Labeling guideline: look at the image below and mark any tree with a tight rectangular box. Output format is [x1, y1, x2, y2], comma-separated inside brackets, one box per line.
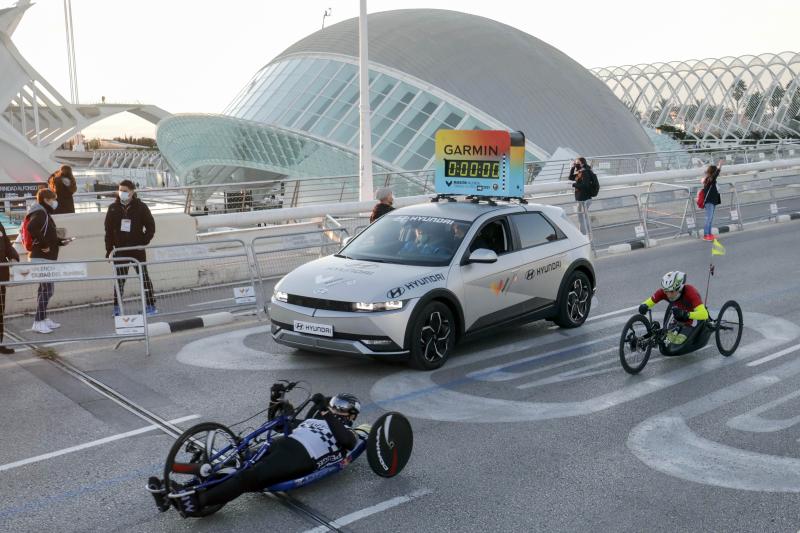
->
[744, 91, 763, 121]
[769, 85, 786, 115]
[731, 79, 747, 113]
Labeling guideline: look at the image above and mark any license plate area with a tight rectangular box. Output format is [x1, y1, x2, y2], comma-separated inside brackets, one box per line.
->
[293, 320, 334, 337]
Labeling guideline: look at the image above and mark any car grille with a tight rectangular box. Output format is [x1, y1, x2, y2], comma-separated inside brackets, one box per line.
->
[287, 294, 352, 312]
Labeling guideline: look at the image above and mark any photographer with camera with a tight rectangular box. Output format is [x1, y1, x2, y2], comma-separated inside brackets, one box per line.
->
[568, 156, 596, 235]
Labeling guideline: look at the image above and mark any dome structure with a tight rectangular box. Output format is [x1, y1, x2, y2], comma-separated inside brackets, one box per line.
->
[158, 9, 654, 196]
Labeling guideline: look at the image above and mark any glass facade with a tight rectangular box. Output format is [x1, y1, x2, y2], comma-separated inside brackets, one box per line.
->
[224, 57, 540, 170]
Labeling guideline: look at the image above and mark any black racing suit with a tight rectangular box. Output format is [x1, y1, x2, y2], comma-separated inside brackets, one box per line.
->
[198, 411, 357, 509]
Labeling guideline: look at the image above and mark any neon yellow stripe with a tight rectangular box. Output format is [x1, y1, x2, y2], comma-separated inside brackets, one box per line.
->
[689, 304, 709, 321]
[643, 298, 655, 308]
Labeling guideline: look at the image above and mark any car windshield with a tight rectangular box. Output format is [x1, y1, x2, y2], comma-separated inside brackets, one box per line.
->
[339, 215, 471, 266]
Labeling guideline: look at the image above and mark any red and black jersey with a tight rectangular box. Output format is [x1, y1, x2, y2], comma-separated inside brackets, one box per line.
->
[650, 284, 703, 322]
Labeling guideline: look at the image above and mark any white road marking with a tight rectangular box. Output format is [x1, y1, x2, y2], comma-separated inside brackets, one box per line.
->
[175, 326, 354, 370]
[747, 343, 800, 367]
[0, 357, 40, 370]
[301, 488, 432, 533]
[0, 415, 199, 473]
[371, 312, 799, 423]
[627, 350, 800, 492]
[468, 333, 619, 382]
[587, 305, 638, 321]
[727, 389, 800, 433]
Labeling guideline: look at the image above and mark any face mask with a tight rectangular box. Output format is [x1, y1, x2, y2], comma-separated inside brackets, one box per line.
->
[118, 191, 130, 203]
[62, 177, 71, 186]
[50, 200, 58, 210]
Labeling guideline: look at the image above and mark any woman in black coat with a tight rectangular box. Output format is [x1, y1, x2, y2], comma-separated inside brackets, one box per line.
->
[0, 221, 20, 354]
[47, 164, 78, 214]
[568, 157, 594, 235]
[26, 189, 70, 334]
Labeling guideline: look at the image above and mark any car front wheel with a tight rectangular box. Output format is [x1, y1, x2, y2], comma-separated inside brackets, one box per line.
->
[553, 270, 592, 328]
[409, 301, 454, 370]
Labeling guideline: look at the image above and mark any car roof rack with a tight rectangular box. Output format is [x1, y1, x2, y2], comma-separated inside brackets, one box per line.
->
[430, 194, 529, 206]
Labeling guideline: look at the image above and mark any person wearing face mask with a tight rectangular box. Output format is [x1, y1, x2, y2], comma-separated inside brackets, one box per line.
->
[104, 180, 157, 315]
[27, 189, 72, 334]
[47, 165, 78, 214]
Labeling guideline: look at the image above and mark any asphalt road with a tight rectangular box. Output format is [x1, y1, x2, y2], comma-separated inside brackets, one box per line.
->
[1, 220, 799, 532]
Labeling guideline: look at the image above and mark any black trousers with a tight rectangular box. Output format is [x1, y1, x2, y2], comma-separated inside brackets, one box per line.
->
[113, 262, 155, 308]
[0, 284, 5, 342]
[199, 437, 316, 508]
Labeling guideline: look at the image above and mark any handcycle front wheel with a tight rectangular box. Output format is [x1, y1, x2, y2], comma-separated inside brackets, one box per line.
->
[163, 422, 243, 517]
[715, 300, 743, 356]
[619, 314, 653, 375]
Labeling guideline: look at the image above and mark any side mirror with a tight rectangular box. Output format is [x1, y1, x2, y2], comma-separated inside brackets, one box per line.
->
[467, 248, 497, 264]
[341, 236, 352, 247]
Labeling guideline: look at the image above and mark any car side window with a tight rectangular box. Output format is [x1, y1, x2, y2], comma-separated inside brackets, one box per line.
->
[511, 213, 563, 249]
[469, 219, 511, 255]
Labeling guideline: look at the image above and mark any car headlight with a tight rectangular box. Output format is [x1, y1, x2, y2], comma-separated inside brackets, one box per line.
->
[273, 289, 288, 302]
[353, 300, 405, 312]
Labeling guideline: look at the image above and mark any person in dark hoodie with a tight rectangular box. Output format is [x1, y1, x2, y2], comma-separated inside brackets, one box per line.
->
[568, 157, 595, 235]
[27, 189, 71, 334]
[104, 180, 157, 315]
[47, 164, 78, 214]
[0, 219, 20, 352]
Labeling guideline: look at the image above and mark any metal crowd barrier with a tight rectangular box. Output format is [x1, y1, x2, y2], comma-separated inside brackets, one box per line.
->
[0, 258, 149, 354]
[110, 239, 259, 320]
[641, 186, 695, 240]
[582, 194, 648, 252]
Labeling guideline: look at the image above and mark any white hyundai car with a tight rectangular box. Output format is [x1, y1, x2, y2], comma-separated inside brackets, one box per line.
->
[269, 200, 596, 370]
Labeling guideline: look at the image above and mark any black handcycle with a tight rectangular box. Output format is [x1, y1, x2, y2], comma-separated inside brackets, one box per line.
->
[147, 381, 413, 517]
[619, 300, 743, 375]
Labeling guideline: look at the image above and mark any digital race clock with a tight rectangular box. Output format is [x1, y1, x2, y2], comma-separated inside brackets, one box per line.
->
[434, 130, 525, 198]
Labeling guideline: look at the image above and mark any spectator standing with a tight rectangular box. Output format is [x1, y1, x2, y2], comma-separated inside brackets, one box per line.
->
[47, 165, 78, 214]
[568, 157, 594, 235]
[0, 220, 20, 352]
[370, 188, 394, 223]
[104, 180, 157, 316]
[27, 189, 70, 334]
[701, 160, 724, 241]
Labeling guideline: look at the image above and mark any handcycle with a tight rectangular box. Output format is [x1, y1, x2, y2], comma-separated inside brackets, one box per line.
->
[619, 300, 743, 375]
[147, 381, 413, 517]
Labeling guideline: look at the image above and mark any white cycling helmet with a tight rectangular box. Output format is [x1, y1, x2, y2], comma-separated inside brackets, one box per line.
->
[661, 271, 686, 299]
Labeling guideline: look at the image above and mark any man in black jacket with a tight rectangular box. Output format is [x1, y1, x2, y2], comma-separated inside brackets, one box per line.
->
[104, 180, 157, 315]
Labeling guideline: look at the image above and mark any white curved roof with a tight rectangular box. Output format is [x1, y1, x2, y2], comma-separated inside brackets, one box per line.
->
[272, 9, 654, 156]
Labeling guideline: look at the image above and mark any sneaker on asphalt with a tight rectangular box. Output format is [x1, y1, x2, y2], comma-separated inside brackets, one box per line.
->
[44, 318, 61, 329]
[0, 346, 15, 354]
[146, 305, 158, 316]
[31, 321, 53, 334]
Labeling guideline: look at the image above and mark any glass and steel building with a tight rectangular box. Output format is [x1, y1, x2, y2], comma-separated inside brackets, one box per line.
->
[593, 52, 800, 141]
[157, 9, 654, 197]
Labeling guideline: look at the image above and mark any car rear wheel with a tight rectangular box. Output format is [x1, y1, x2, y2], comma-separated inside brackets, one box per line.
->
[409, 301, 454, 370]
[553, 271, 592, 328]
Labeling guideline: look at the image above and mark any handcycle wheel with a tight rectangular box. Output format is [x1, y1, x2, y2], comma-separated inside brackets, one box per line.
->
[619, 314, 653, 375]
[164, 422, 243, 517]
[715, 300, 743, 356]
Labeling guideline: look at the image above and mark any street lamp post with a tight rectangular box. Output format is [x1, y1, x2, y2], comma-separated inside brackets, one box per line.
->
[358, 0, 373, 202]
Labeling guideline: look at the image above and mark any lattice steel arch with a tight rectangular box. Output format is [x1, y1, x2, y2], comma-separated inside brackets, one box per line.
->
[593, 52, 800, 141]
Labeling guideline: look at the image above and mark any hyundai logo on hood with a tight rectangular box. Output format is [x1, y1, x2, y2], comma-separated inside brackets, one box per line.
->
[386, 286, 405, 299]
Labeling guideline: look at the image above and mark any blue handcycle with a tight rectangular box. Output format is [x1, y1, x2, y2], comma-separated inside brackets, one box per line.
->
[149, 381, 413, 517]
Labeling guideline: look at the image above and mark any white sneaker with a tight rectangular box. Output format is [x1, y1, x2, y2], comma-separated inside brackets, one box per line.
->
[32, 321, 53, 334]
[44, 318, 61, 329]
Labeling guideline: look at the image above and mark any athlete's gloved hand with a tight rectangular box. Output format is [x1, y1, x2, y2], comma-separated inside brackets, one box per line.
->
[311, 393, 327, 406]
[672, 308, 689, 321]
[638, 303, 649, 315]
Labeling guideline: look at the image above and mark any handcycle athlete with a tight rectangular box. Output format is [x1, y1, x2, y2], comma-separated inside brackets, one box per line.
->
[620, 270, 743, 374]
[146, 382, 412, 518]
[637, 271, 710, 355]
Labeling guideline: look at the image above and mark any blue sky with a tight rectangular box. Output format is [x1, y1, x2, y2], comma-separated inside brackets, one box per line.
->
[8, 0, 799, 138]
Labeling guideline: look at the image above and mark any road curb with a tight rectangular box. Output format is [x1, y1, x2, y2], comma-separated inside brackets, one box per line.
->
[148, 312, 236, 337]
[598, 212, 800, 255]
